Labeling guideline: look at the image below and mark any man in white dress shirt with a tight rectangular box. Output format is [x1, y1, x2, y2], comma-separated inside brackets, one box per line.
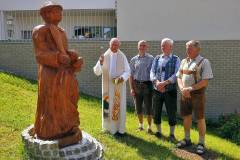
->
[93, 38, 130, 136]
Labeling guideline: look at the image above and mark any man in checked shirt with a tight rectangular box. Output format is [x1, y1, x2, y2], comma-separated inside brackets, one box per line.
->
[150, 38, 180, 141]
[129, 40, 154, 134]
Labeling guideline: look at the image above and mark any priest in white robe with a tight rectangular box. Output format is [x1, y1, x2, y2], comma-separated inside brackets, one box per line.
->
[93, 38, 130, 135]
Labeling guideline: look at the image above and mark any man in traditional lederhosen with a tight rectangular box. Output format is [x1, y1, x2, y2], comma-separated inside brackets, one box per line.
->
[150, 38, 180, 141]
[176, 40, 213, 155]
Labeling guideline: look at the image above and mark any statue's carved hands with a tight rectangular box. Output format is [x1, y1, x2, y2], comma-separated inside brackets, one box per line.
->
[67, 50, 79, 62]
[73, 57, 83, 72]
[58, 53, 71, 67]
[66, 50, 83, 72]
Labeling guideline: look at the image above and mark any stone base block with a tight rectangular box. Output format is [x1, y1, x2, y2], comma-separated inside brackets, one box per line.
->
[21, 125, 104, 160]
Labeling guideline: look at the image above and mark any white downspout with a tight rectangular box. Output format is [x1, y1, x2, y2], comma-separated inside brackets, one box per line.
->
[0, 11, 5, 40]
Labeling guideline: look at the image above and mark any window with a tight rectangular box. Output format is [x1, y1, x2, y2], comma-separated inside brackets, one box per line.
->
[103, 27, 112, 39]
[74, 26, 95, 39]
[74, 26, 116, 40]
[7, 29, 14, 39]
[21, 30, 32, 40]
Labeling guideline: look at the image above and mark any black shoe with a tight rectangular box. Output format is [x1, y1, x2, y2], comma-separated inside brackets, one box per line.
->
[155, 132, 162, 138]
[169, 134, 177, 143]
[115, 132, 125, 137]
[176, 139, 192, 148]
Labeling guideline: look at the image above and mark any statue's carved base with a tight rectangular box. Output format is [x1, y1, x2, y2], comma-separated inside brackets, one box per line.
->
[22, 125, 104, 160]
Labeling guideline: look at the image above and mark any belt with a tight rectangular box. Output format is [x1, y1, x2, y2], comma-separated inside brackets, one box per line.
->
[162, 67, 166, 72]
[134, 80, 152, 85]
[191, 88, 206, 95]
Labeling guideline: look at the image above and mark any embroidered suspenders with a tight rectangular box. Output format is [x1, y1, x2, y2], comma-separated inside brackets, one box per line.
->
[180, 58, 205, 84]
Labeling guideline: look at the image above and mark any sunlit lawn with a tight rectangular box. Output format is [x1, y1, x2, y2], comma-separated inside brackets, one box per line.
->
[0, 72, 239, 160]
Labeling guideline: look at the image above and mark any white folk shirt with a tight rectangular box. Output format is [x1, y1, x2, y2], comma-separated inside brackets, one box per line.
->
[176, 55, 213, 87]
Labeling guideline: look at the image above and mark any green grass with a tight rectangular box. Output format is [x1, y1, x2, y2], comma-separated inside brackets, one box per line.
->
[0, 71, 239, 160]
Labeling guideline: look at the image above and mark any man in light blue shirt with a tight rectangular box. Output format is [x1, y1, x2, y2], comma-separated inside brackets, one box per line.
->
[129, 40, 154, 133]
[150, 38, 180, 141]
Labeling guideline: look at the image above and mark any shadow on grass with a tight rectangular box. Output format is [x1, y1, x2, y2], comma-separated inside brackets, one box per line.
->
[0, 71, 37, 84]
[164, 117, 238, 159]
[114, 133, 236, 160]
[114, 133, 182, 160]
[177, 117, 240, 147]
[174, 145, 236, 160]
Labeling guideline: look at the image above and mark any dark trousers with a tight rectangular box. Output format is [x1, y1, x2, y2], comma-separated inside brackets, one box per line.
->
[153, 89, 177, 126]
[134, 81, 153, 115]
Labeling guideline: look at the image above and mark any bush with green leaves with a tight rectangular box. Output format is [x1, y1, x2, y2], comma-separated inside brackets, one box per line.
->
[218, 114, 240, 145]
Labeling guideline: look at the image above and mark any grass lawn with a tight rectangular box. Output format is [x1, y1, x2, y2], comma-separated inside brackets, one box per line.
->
[0, 71, 239, 160]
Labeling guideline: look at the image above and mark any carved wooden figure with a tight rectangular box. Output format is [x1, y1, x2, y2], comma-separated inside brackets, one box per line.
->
[32, 1, 83, 148]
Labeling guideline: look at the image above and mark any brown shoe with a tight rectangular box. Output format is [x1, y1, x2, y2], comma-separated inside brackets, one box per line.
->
[147, 128, 154, 134]
[137, 127, 144, 131]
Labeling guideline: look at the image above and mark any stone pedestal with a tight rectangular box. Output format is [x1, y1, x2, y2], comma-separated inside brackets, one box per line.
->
[21, 125, 104, 160]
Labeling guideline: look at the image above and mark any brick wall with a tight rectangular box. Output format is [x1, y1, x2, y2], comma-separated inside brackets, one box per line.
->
[0, 40, 239, 120]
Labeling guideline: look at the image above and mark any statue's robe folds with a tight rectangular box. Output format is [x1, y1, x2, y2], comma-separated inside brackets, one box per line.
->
[32, 25, 80, 140]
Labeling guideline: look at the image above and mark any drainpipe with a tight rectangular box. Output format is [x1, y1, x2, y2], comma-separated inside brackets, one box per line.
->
[0, 11, 5, 40]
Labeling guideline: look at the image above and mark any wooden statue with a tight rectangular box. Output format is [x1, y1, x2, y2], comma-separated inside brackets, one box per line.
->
[32, 1, 83, 148]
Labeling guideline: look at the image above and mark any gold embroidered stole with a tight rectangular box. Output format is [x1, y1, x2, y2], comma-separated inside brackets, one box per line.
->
[102, 49, 125, 121]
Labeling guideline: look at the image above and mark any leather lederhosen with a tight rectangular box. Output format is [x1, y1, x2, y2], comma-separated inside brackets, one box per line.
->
[180, 58, 206, 119]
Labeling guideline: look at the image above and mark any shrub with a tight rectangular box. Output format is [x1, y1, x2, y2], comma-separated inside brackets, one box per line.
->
[218, 114, 240, 145]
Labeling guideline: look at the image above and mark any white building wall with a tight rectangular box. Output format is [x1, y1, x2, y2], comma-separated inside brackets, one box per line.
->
[0, 0, 115, 10]
[117, 0, 240, 41]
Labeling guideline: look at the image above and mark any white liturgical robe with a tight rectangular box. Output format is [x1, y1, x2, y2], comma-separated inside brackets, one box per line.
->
[93, 49, 130, 134]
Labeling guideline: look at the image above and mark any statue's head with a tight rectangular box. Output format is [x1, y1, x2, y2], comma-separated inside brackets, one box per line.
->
[40, 1, 63, 24]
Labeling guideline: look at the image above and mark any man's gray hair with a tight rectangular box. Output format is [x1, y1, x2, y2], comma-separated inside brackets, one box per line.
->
[161, 38, 174, 46]
[109, 37, 121, 46]
[186, 40, 201, 49]
[138, 40, 147, 48]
